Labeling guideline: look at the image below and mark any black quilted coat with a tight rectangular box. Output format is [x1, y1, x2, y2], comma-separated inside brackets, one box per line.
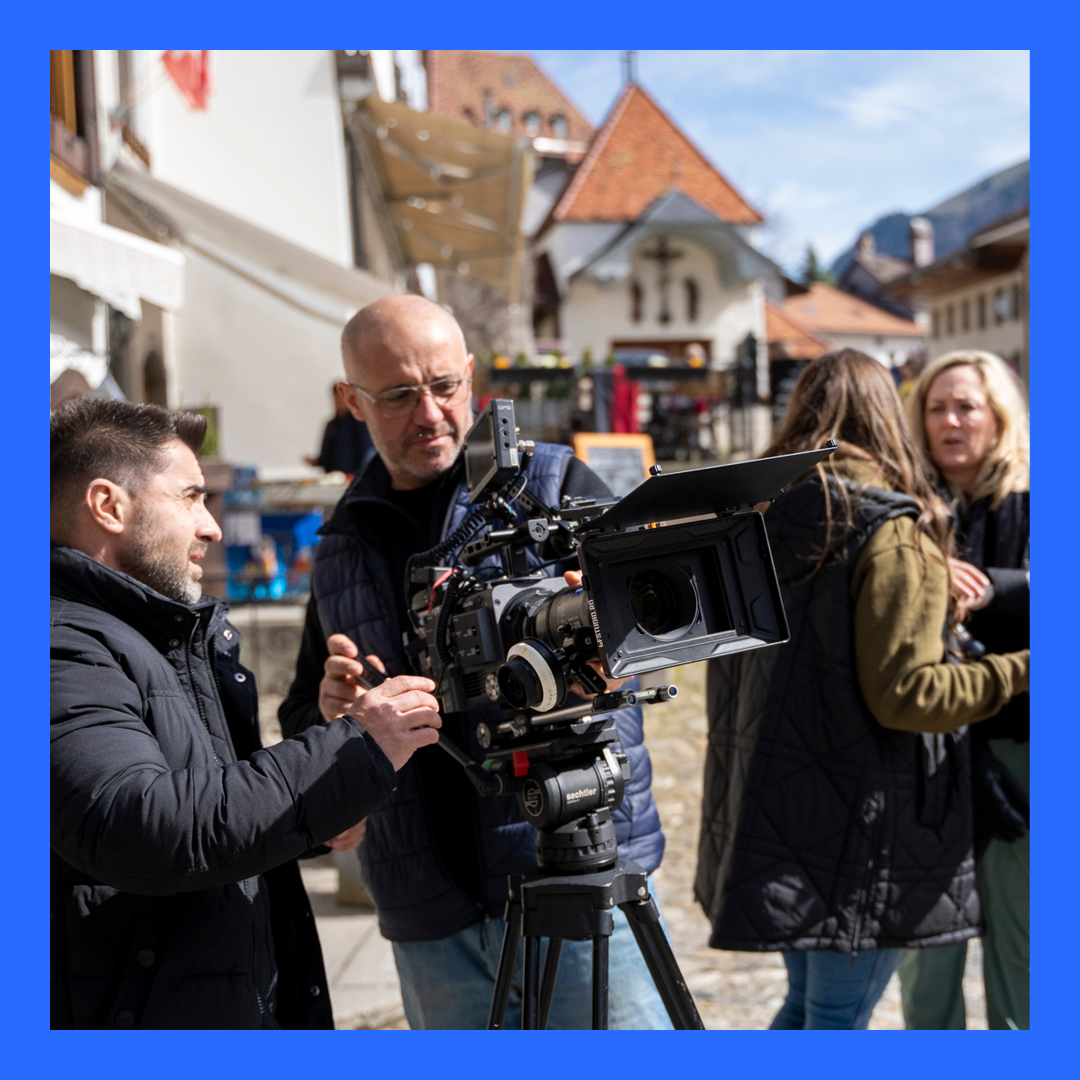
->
[695, 475, 981, 954]
[280, 445, 664, 942]
[50, 545, 397, 1028]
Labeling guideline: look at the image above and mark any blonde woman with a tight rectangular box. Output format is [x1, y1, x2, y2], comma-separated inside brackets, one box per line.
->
[898, 350, 1030, 1030]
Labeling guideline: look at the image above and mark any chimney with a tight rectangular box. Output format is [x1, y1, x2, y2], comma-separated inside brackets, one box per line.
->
[857, 231, 876, 257]
[910, 217, 934, 268]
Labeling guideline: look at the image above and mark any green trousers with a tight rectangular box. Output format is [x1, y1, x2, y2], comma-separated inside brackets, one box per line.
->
[897, 738, 1029, 1030]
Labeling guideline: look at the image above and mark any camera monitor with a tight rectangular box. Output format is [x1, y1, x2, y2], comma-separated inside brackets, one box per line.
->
[465, 399, 521, 502]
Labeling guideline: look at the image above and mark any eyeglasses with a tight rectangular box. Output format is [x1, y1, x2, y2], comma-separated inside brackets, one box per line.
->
[346, 372, 472, 419]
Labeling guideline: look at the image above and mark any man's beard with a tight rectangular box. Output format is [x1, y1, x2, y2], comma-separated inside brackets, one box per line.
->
[117, 518, 205, 606]
[374, 417, 466, 486]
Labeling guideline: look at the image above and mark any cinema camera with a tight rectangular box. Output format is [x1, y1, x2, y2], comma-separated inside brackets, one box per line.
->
[403, 398, 835, 875]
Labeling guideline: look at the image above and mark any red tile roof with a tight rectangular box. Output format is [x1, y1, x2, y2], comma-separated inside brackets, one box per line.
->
[549, 84, 762, 226]
[765, 300, 830, 360]
[425, 51, 593, 150]
[781, 282, 925, 339]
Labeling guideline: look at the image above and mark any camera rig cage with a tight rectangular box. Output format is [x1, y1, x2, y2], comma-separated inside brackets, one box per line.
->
[393, 399, 834, 867]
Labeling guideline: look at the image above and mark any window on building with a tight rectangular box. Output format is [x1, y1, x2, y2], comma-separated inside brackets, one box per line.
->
[961, 298, 970, 332]
[946, 304, 955, 336]
[994, 288, 1009, 324]
[50, 50, 98, 189]
[684, 278, 699, 323]
[977, 293, 987, 329]
[1012, 282, 1023, 321]
[495, 109, 511, 133]
[523, 111, 540, 136]
[550, 114, 568, 139]
[630, 280, 643, 323]
[932, 309, 940, 340]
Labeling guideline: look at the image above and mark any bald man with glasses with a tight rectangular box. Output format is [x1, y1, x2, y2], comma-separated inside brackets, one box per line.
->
[280, 295, 672, 1029]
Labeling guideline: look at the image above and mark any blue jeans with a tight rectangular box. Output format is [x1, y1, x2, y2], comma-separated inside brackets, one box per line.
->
[391, 890, 675, 1029]
[771, 949, 902, 1029]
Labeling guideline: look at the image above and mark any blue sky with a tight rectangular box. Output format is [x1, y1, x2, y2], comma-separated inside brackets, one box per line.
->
[523, 50, 1030, 275]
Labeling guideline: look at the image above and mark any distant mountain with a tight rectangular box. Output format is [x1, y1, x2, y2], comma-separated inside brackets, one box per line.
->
[829, 159, 1029, 279]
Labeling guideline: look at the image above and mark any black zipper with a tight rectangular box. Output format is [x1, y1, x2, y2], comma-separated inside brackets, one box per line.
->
[184, 619, 223, 768]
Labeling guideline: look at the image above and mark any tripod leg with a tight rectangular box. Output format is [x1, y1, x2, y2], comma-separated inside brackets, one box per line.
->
[621, 898, 705, 1030]
[592, 934, 609, 1030]
[522, 936, 542, 1029]
[538, 938, 563, 1030]
[487, 899, 522, 1030]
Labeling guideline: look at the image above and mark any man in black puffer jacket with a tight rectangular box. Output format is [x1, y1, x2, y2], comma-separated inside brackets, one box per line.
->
[51, 398, 442, 1029]
[280, 295, 670, 1029]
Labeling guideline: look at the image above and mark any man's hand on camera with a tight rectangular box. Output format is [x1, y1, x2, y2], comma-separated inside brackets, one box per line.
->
[320, 634, 386, 723]
[344, 675, 442, 772]
[561, 570, 631, 699]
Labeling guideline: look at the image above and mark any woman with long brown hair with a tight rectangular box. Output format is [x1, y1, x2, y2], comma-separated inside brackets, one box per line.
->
[694, 349, 1029, 1028]
[897, 350, 1030, 1030]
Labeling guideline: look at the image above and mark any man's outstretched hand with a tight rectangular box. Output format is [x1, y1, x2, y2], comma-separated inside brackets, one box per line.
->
[319, 633, 385, 723]
[345, 674, 442, 772]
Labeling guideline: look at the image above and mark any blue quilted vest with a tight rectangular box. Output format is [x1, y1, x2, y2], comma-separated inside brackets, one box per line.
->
[312, 443, 664, 942]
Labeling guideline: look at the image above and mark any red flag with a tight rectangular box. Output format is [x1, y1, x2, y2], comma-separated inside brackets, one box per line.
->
[162, 51, 211, 110]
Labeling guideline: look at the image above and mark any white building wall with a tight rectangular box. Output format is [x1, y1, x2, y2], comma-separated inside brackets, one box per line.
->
[926, 270, 1026, 369]
[147, 50, 353, 267]
[173, 247, 351, 471]
[535, 223, 624, 293]
[558, 239, 766, 367]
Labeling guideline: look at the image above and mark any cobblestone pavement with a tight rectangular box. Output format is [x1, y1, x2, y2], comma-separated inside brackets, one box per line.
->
[261, 662, 988, 1030]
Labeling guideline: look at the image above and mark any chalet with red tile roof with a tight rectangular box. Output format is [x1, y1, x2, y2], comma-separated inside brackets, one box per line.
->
[765, 300, 830, 362]
[546, 83, 762, 228]
[531, 82, 781, 434]
[780, 281, 925, 367]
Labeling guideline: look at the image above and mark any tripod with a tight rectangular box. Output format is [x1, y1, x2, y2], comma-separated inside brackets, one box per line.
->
[486, 846, 704, 1029]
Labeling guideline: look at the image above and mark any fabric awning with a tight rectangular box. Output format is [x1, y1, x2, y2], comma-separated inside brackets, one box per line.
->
[50, 209, 186, 320]
[105, 162, 393, 324]
[350, 97, 533, 299]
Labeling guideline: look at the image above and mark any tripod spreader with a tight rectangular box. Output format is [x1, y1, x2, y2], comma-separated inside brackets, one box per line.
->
[487, 857, 704, 1030]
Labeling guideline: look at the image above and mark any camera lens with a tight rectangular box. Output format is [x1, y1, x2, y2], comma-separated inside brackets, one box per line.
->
[497, 639, 567, 712]
[498, 656, 541, 710]
[628, 566, 696, 638]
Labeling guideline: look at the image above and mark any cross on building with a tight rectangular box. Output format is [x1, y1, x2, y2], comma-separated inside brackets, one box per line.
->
[640, 235, 684, 324]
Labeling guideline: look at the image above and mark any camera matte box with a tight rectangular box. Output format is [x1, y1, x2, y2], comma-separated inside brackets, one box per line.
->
[579, 511, 788, 678]
[582, 444, 836, 534]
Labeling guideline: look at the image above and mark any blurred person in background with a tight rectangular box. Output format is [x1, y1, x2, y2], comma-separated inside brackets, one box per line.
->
[305, 381, 376, 475]
[695, 349, 1029, 1029]
[897, 350, 1030, 1030]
